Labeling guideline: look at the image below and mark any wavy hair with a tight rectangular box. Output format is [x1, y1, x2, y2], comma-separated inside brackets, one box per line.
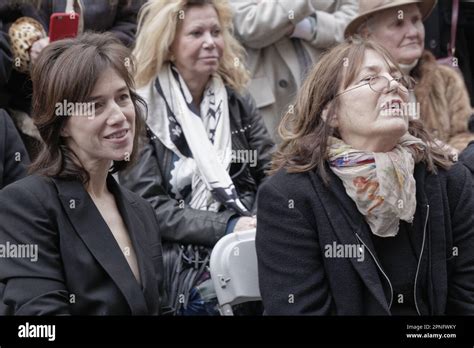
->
[271, 37, 452, 182]
[133, 0, 249, 92]
[29, 32, 146, 183]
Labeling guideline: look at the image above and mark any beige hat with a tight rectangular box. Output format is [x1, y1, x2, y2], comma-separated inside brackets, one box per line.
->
[344, 0, 437, 38]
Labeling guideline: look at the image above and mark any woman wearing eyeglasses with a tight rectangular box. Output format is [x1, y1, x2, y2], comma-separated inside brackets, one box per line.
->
[256, 37, 474, 315]
[346, 0, 474, 152]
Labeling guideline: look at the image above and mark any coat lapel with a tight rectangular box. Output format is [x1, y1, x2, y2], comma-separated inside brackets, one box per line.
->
[51, 176, 149, 315]
[109, 177, 160, 314]
[309, 168, 391, 313]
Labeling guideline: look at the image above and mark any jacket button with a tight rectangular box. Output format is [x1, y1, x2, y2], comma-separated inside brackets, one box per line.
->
[279, 79, 288, 88]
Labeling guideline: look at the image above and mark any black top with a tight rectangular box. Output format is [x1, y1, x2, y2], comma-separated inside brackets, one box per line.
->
[372, 221, 420, 315]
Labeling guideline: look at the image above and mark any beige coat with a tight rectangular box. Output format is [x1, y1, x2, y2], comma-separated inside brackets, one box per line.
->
[231, 0, 358, 141]
[414, 51, 474, 151]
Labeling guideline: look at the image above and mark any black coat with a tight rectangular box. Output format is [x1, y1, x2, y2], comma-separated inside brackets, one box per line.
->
[460, 141, 474, 176]
[0, 174, 164, 315]
[256, 162, 474, 315]
[0, 109, 29, 189]
[119, 89, 274, 247]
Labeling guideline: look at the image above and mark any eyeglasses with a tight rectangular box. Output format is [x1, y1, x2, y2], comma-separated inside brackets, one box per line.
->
[334, 75, 416, 98]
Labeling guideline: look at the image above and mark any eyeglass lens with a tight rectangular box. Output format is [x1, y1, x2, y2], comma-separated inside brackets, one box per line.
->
[370, 76, 414, 92]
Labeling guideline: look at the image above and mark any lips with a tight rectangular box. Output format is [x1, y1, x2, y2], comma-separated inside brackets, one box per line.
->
[402, 41, 420, 47]
[104, 129, 129, 139]
[381, 99, 403, 111]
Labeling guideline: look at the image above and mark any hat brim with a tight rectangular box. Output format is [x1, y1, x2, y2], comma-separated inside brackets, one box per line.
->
[344, 0, 437, 38]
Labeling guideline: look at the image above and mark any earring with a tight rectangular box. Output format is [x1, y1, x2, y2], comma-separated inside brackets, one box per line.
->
[169, 54, 175, 62]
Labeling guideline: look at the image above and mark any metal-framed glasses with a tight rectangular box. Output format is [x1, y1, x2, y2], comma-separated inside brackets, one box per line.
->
[334, 75, 417, 98]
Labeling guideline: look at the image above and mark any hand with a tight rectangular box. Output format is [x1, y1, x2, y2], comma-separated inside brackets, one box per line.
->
[30, 37, 50, 65]
[233, 216, 257, 232]
[289, 17, 315, 41]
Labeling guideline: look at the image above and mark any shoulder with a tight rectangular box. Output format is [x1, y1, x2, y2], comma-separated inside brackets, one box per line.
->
[417, 51, 457, 82]
[260, 167, 314, 198]
[426, 161, 472, 198]
[227, 87, 256, 113]
[0, 175, 59, 220]
[434, 64, 465, 86]
[418, 51, 465, 87]
[0, 174, 55, 199]
[0, 109, 9, 130]
[448, 160, 473, 186]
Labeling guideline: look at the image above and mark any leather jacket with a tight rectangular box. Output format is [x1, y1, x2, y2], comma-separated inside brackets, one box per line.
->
[119, 88, 275, 247]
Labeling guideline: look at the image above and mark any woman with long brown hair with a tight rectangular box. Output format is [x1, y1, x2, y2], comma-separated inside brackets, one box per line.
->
[256, 37, 474, 315]
[0, 32, 163, 315]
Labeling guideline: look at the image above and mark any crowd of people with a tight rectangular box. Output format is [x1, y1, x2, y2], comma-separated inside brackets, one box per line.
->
[0, 0, 474, 316]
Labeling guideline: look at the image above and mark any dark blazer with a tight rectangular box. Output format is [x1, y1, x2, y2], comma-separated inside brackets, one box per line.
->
[256, 162, 474, 315]
[460, 141, 474, 177]
[0, 174, 164, 315]
[0, 109, 29, 189]
[120, 88, 274, 247]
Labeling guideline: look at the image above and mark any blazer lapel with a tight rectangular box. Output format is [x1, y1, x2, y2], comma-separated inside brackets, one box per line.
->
[51, 177, 149, 315]
[109, 177, 160, 314]
[309, 168, 391, 313]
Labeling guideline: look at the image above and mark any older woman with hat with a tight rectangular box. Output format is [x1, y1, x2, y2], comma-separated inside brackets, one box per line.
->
[256, 37, 474, 315]
[345, 0, 474, 152]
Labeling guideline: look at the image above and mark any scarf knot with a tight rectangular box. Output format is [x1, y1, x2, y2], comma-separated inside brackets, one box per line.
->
[328, 134, 426, 237]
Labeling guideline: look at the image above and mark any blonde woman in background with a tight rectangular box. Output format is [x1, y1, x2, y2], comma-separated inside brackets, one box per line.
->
[120, 0, 273, 315]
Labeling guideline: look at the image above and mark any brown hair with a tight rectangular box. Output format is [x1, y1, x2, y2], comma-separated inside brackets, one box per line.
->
[29, 32, 146, 183]
[271, 37, 452, 182]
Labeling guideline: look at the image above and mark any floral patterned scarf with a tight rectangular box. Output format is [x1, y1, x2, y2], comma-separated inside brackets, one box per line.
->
[327, 134, 426, 237]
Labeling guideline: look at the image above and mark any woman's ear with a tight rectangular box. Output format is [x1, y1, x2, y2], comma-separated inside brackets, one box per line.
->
[321, 103, 339, 128]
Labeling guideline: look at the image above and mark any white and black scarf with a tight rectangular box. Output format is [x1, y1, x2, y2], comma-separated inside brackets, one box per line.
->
[149, 64, 250, 216]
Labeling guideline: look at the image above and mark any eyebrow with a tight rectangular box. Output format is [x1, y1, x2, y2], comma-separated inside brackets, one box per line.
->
[87, 86, 129, 101]
[187, 21, 221, 29]
[358, 65, 400, 75]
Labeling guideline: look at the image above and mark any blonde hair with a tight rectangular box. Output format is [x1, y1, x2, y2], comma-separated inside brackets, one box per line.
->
[133, 0, 249, 92]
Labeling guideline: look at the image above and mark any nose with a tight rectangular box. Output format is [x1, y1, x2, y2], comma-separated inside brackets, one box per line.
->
[387, 78, 401, 92]
[405, 21, 419, 39]
[106, 102, 127, 125]
[384, 76, 409, 101]
[202, 32, 216, 49]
